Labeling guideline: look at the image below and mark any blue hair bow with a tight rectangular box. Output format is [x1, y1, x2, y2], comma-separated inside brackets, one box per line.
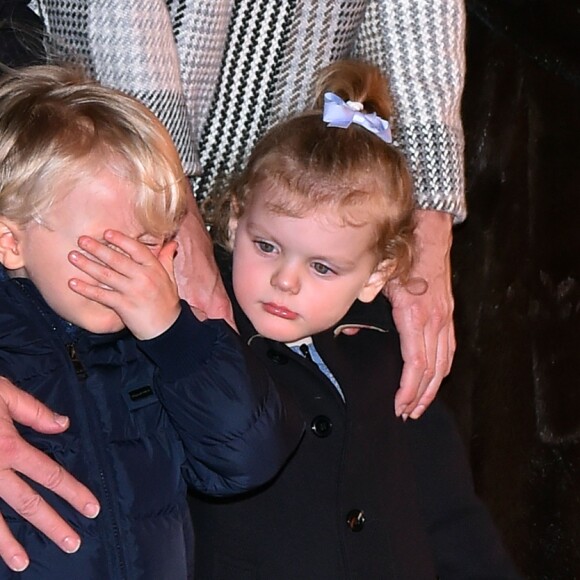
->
[322, 92, 392, 144]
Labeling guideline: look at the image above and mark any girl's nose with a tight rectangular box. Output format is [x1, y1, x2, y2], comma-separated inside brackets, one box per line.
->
[270, 264, 301, 294]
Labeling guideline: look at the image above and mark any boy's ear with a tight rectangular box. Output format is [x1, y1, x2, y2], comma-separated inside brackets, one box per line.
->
[358, 260, 394, 303]
[0, 218, 25, 270]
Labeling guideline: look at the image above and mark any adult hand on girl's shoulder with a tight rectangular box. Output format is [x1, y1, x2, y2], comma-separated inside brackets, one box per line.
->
[0, 377, 100, 572]
[385, 209, 455, 420]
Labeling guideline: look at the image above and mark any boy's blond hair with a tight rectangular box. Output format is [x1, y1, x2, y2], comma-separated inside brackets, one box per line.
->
[0, 65, 187, 237]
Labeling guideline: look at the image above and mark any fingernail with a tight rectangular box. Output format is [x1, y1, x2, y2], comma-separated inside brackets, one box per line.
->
[395, 405, 407, 418]
[84, 502, 100, 518]
[62, 536, 81, 554]
[53, 413, 69, 428]
[9, 554, 29, 572]
[410, 405, 426, 420]
[401, 413, 409, 422]
[69, 251, 79, 261]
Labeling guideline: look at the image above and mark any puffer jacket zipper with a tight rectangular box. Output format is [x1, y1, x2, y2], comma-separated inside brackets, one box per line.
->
[66, 342, 129, 580]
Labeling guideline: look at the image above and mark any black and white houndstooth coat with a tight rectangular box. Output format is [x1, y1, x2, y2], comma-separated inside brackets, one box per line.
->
[33, 0, 466, 220]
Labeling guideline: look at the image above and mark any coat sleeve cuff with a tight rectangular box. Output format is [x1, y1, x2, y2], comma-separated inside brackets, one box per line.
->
[137, 300, 219, 380]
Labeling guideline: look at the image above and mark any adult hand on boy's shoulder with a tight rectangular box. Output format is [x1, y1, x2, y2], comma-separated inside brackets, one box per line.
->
[385, 209, 455, 420]
[0, 377, 100, 572]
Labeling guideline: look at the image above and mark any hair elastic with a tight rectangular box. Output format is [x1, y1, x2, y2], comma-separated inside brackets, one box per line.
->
[322, 92, 392, 144]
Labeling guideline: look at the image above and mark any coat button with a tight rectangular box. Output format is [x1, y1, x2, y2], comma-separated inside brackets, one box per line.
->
[311, 415, 333, 437]
[266, 349, 288, 365]
[346, 509, 365, 532]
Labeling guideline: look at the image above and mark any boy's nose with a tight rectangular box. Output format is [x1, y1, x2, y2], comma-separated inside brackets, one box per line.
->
[270, 265, 301, 294]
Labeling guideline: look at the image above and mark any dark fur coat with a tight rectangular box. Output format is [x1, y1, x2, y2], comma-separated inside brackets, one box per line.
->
[444, 1, 580, 577]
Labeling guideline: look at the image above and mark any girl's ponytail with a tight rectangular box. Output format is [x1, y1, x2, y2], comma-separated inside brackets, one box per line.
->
[313, 59, 393, 121]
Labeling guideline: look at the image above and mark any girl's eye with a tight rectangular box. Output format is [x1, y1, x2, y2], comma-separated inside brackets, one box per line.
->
[256, 240, 276, 254]
[312, 262, 334, 275]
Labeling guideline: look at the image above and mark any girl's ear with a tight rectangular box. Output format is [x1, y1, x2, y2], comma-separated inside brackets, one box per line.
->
[0, 218, 25, 270]
[225, 194, 240, 250]
[358, 260, 394, 303]
[226, 216, 239, 250]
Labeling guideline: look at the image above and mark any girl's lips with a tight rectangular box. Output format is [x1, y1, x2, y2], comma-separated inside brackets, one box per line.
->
[262, 302, 298, 320]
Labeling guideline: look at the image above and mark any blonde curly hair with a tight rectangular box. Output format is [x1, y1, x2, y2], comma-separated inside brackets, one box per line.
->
[205, 59, 415, 283]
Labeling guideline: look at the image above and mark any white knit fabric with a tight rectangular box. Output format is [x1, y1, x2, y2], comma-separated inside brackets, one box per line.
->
[35, 0, 466, 221]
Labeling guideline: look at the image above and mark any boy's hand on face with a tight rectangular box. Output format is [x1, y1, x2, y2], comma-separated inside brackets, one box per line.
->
[68, 230, 181, 340]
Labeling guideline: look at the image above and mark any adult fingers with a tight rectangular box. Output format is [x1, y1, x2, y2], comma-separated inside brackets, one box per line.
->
[0, 426, 100, 523]
[0, 380, 100, 570]
[392, 303, 430, 418]
[0, 511, 29, 571]
[157, 240, 178, 282]
[0, 377, 68, 435]
[0, 469, 86, 564]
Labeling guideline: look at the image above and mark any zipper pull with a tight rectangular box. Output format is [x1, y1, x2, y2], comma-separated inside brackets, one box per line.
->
[67, 343, 88, 379]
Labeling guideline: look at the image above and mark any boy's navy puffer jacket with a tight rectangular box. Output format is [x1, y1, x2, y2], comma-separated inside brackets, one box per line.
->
[0, 277, 303, 580]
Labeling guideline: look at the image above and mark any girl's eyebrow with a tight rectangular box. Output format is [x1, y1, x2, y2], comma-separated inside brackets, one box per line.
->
[313, 256, 357, 271]
[246, 221, 276, 240]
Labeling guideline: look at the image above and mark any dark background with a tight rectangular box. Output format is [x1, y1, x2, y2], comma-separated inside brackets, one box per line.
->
[444, 1, 580, 577]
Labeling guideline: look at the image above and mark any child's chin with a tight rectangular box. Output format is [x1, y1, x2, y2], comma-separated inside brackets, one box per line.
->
[256, 324, 308, 344]
[82, 316, 126, 335]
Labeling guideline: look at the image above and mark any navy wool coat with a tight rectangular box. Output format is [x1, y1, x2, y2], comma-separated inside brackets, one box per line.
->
[189, 262, 519, 579]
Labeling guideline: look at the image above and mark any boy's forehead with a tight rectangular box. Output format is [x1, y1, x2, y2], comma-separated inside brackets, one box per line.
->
[42, 168, 140, 224]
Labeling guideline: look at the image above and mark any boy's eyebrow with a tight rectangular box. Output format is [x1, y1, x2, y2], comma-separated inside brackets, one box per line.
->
[94, 232, 164, 244]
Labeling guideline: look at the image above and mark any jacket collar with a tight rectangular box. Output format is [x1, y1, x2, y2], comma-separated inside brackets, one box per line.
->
[8, 277, 130, 346]
[10, 277, 80, 343]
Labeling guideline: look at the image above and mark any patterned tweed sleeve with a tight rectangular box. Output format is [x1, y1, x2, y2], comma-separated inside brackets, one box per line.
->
[355, 0, 467, 221]
[34, 0, 466, 221]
